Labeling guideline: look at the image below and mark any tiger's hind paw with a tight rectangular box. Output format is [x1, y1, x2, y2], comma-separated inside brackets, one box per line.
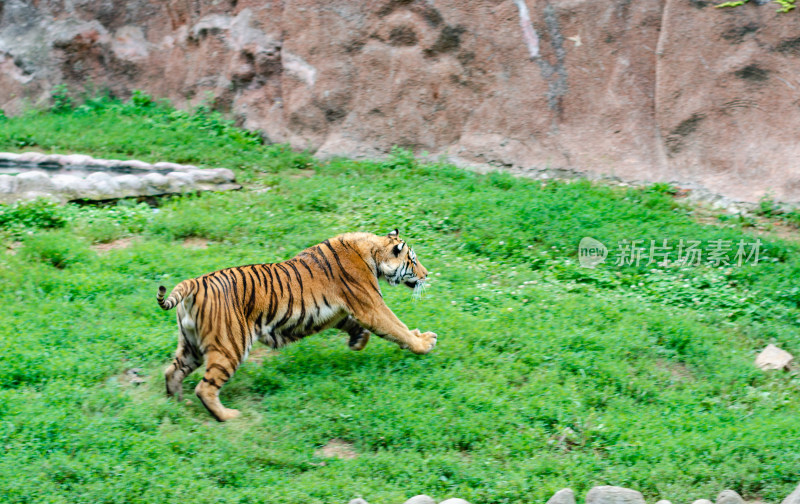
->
[348, 330, 371, 351]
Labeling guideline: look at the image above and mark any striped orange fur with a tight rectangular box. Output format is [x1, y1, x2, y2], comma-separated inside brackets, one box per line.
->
[157, 229, 437, 421]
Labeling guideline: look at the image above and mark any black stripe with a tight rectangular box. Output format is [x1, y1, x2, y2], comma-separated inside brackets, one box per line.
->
[208, 363, 232, 379]
[314, 245, 336, 279]
[296, 257, 315, 278]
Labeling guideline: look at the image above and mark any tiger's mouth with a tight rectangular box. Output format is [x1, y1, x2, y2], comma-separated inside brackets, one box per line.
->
[405, 277, 426, 289]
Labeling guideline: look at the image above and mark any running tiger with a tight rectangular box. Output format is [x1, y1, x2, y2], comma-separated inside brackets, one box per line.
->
[157, 229, 437, 421]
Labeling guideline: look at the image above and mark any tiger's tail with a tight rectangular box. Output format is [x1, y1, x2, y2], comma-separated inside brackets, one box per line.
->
[157, 280, 194, 310]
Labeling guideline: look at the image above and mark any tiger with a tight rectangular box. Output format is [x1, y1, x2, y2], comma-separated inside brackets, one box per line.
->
[156, 229, 437, 421]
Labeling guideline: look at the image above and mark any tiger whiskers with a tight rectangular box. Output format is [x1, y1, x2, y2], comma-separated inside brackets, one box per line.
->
[412, 280, 428, 301]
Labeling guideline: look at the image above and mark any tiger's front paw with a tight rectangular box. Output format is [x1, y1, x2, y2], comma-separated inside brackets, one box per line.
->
[411, 330, 438, 354]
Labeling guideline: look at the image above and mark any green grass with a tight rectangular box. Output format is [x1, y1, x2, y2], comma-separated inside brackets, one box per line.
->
[1, 95, 799, 504]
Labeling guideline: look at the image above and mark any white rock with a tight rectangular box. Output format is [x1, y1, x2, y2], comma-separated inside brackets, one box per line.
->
[692, 499, 714, 504]
[717, 490, 744, 504]
[0, 174, 17, 193]
[348, 499, 369, 504]
[118, 159, 154, 170]
[40, 154, 63, 165]
[153, 161, 191, 171]
[186, 168, 236, 184]
[783, 483, 800, 504]
[142, 172, 171, 192]
[15, 171, 55, 193]
[167, 171, 195, 192]
[59, 154, 96, 166]
[655, 500, 672, 504]
[0, 152, 22, 162]
[84, 159, 115, 168]
[403, 496, 437, 504]
[51, 174, 91, 198]
[86, 172, 121, 199]
[17, 152, 48, 163]
[755, 344, 793, 371]
[114, 174, 145, 196]
[547, 489, 576, 504]
[586, 486, 646, 504]
[440, 499, 472, 504]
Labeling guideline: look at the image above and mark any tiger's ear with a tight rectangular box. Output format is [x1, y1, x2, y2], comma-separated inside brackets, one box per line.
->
[393, 242, 405, 256]
[387, 228, 399, 238]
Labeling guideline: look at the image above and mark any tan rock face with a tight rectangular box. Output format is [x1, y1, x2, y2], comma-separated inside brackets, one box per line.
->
[1, 0, 799, 203]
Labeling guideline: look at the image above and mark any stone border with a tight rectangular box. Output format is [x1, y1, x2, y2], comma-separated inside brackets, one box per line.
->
[349, 483, 800, 504]
[0, 152, 240, 203]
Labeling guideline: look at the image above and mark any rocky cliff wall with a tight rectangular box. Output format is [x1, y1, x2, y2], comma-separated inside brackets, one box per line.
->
[1, 0, 798, 203]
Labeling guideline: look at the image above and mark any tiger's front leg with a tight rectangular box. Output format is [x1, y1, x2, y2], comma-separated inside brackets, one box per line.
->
[336, 315, 371, 351]
[349, 302, 437, 354]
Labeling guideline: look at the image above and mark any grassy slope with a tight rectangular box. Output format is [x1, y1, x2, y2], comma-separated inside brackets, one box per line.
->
[0, 100, 799, 504]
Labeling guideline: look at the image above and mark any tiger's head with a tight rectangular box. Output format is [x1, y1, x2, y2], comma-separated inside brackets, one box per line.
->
[376, 229, 429, 291]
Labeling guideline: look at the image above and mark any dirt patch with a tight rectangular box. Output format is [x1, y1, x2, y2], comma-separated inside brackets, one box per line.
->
[182, 237, 209, 249]
[247, 346, 280, 366]
[690, 204, 800, 244]
[91, 237, 135, 253]
[288, 169, 316, 180]
[657, 359, 693, 382]
[5, 241, 22, 255]
[314, 439, 358, 460]
[122, 367, 146, 385]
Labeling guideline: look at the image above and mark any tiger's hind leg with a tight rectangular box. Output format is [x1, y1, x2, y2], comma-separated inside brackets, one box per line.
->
[165, 332, 202, 401]
[336, 315, 371, 351]
[195, 351, 241, 422]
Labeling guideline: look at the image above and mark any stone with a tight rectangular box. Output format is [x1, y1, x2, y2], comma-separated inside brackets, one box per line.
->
[17, 152, 49, 164]
[0, 152, 22, 163]
[188, 168, 236, 184]
[692, 500, 714, 504]
[142, 172, 171, 192]
[782, 483, 800, 504]
[59, 154, 96, 166]
[153, 161, 191, 171]
[167, 171, 195, 192]
[114, 174, 145, 196]
[402, 496, 437, 504]
[655, 500, 672, 504]
[15, 171, 55, 193]
[0, 174, 17, 194]
[51, 174, 91, 199]
[547, 489, 576, 504]
[586, 486, 646, 504]
[755, 344, 794, 371]
[38, 154, 63, 166]
[440, 499, 472, 504]
[348, 499, 369, 504]
[86, 172, 121, 199]
[717, 490, 744, 504]
[117, 159, 154, 171]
